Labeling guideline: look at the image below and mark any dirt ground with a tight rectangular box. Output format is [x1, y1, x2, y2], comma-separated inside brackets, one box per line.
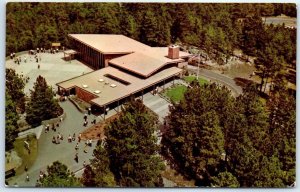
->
[80, 113, 120, 141]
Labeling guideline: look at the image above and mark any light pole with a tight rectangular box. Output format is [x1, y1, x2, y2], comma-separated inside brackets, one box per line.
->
[197, 53, 200, 80]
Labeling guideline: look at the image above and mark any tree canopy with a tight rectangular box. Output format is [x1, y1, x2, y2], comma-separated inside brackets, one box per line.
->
[38, 161, 81, 187]
[162, 82, 295, 187]
[5, 91, 19, 150]
[26, 75, 63, 127]
[6, 68, 25, 113]
[96, 99, 165, 187]
[6, 3, 296, 67]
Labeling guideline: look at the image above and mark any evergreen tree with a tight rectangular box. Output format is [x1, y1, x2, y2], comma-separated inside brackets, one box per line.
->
[253, 154, 285, 187]
[26, 75, 63, 127]
[236, 84, 269, 151]
[38, 161, 81, 187]
[81, 141, 116, 187]
[211, 171, 240, 187]
[267, 91, 295, 185]
[6, 69, 25, 113]
[162, 83, 227, 185]
[228, 135, 262, 187]
[105, 99, 165, 187]
[5, 91, 19, 151]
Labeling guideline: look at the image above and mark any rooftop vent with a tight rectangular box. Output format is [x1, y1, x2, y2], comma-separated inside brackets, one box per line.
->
[82, 84, 88, 88]
[94, 90, 101, 94]
[110, 84, 117, 88]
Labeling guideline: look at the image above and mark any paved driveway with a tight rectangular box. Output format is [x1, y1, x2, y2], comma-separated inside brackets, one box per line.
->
[187, 65, 243, 96]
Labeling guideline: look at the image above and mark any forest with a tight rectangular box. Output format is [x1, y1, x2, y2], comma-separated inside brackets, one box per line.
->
[6, 3, 296, 66]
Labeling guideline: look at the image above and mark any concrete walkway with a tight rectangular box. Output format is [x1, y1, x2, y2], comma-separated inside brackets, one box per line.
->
[7, 100, 98, 187]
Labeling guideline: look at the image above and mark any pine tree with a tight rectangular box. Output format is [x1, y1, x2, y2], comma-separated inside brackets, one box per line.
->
[6, 68, 25, 113]
[162, 83, 227, 185]
[211, 171, 240, 187]
[253, 154, 285, 187]
[81, 141, 116, 187]
[5, 91, 19, 151]
[38, 161, 81, 187]
[26, 75, 63, 127]
[236, 84, 269, 151]
[228, 135, 262, 187]
[105, 99, 165, 187]
[267, 90, 295, 185]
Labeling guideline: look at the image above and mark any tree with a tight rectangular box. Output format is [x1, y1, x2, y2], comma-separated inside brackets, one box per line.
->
[235, 84, 269, 151]
[267, 91, 295, 185]
[38, 161, 81, 187]
[26, 75, 63, 127]
[81, 141, 116, 187]
[253, 154, 285, 187]
[5, 91, 19, 151]
[162, 83, 228, 185]
[228, 135, 262, 187]
[105, 99, 165, 187]
[211, 171, 240, 187]
[6, 68, 25, 113]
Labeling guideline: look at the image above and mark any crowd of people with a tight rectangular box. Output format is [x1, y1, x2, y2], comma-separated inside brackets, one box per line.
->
[10, 46, 65, 70]
[45, 110, 98, 164]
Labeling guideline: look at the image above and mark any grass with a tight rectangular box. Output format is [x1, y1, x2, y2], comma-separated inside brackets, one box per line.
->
[13, 134, 38, 175]
[164, 85, 187, 103]
[184, 75, 208, 85]
[163, 76, 208, 103]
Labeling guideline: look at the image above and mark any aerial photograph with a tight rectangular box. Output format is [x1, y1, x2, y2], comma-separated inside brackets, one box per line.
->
[5, 2, 296, 188]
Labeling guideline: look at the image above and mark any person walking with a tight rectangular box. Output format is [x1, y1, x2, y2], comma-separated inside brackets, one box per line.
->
[26, 174, 29, 182]
[75, 143, 79, 151]
[74, 153, 78, 163]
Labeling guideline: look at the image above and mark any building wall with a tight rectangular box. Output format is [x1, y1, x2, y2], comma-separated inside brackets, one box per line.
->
[75, 87, 97, 103]
[104, 54, 128, 67]
[70, 37, 128, 69]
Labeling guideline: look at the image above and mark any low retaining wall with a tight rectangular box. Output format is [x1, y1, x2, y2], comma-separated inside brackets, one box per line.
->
[18, 112, 66, 139]
[41, 112, 66, 126]
[68, 96, 86, 113]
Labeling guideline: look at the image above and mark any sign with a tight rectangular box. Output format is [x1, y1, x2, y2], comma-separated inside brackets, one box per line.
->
[52, 43, 61, 47]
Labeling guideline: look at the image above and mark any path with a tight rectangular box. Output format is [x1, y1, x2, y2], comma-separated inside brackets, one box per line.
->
[7, 100, 97, 187]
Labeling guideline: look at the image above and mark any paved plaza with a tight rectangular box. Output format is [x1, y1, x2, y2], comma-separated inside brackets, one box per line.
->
[6, 51, 93, 94]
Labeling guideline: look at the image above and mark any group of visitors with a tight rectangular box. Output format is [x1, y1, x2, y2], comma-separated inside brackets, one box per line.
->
[52, 132, 63, 144]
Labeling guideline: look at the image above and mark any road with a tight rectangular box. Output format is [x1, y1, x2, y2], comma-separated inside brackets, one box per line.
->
[187, 65, 243, 96]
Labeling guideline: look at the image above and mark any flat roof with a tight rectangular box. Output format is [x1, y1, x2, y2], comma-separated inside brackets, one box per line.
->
[69, 34, 151, 54]
[57, 66, 182, 107]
